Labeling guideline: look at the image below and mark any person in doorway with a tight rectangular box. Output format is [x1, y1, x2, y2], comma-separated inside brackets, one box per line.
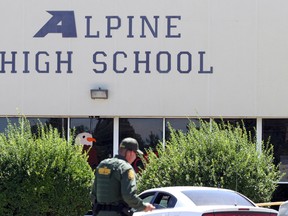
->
[91, 137, 155, 216]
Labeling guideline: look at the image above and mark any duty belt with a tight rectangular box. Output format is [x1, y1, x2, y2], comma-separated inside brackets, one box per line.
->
[95, 203, 133, 216]
[98, 204, 120, 211]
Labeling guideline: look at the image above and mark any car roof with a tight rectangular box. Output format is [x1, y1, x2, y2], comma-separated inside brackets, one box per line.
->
[141, 186, 235, 193]
[139, 186, 258, 206]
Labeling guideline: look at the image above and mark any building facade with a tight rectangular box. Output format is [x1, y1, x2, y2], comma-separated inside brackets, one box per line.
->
[0, 0, 288, 201]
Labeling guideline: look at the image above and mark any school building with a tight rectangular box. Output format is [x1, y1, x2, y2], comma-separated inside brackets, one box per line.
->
[0, 0, 288, 201]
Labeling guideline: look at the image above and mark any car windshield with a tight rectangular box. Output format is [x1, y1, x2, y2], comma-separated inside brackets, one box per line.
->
[181, 189, 254, 206]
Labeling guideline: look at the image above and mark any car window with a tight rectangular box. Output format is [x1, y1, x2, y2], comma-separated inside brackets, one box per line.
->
[153, 193, 177, 209]
[182, 189, 254, 206]
[139, 192, 156, 203]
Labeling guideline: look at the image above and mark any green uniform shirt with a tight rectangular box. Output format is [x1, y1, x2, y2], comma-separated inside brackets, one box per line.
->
[91, 155, 146, 211]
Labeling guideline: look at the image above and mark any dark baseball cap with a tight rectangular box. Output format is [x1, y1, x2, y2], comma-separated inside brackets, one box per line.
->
[120, 137, 143, 155]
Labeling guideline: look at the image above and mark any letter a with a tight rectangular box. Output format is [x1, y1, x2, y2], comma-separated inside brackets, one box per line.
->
[34, 11, 77, 38]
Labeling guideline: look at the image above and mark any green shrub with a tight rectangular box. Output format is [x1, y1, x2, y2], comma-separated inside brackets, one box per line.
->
[138, 119, 283, 203]
[0, 118, 94, 216]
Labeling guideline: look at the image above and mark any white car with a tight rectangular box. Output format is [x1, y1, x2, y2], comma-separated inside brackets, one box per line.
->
[278, 200, 288, 216]
[133, 186, 278, 216]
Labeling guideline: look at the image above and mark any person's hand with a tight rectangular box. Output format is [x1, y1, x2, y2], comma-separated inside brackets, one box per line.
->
[143, 203, 155, 212]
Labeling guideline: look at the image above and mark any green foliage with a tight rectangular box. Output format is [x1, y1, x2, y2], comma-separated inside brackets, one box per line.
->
[138, 119, 283, 203]
[0, 118, 94, 216]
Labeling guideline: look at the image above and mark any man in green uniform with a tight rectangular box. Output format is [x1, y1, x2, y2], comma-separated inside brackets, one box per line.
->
[91, 137, 155, 216]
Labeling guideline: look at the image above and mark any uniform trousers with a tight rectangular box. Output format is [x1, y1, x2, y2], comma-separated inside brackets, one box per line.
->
[97, 210, 121, 216]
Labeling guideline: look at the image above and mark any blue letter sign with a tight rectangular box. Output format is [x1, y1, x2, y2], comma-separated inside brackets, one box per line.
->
[34, 11, 77, 38]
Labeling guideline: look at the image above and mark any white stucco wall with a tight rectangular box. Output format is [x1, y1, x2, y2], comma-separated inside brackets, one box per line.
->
[0, 0, 287, 117]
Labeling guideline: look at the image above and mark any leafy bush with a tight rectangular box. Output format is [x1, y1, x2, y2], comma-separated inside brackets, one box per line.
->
[138, 119, 283, 203]
[0, 118, 94, 216]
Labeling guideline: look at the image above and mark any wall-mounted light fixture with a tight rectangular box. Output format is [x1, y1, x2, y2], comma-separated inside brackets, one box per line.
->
[90, 88, 108, 99]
